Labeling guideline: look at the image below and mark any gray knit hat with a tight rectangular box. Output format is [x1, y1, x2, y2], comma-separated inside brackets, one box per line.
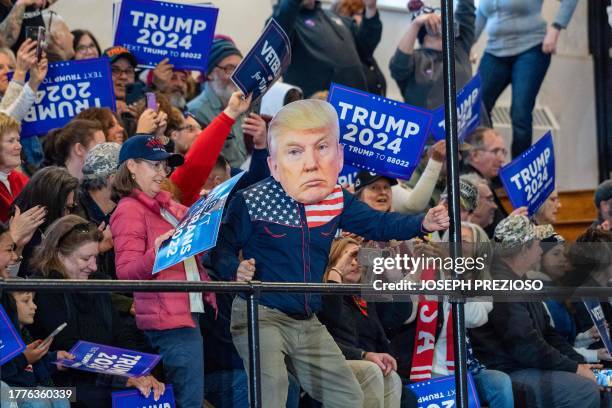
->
[83, 142, 121, 181]
[494, 215, 537, 250]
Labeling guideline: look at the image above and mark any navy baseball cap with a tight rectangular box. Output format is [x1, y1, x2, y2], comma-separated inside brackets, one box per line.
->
[118, 134, 184, 167]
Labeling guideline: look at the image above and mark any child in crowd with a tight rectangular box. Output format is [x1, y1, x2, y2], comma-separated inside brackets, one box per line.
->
[1, 289, 73, 408]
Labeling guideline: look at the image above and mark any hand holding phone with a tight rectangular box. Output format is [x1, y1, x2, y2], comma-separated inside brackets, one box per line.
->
[146, 92, 158, 111]
[25, 26, 46, 61]
[36, 322, 67, 350]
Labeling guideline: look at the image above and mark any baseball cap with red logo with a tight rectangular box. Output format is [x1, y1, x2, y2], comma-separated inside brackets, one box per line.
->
[103, 46, 138, 67]
[118, 134, 184, 167]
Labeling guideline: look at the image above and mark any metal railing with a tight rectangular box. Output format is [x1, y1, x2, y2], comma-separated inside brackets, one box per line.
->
[1, 279, 610, 407]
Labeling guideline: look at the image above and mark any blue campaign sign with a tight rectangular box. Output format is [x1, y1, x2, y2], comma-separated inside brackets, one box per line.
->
[114, 0, 218, 70]
[231, 18, 291, 102]
[338, 164, 360, 186]
[20, 58, 115, 138]
[584, 299, 612, 355]
[153, 171, 246, 273]
[431, 73, 482, 143]
[328, 83, 433, 180]
[408, 373, 481, 408]
[499, 132, 555, 216]
[113, 385, 175, 408]
[0, 304, 25, 366]
[56, 341, 160, 377]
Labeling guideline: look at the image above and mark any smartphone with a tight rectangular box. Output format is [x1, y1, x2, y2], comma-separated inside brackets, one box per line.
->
[145, 92, 157, 111]
[36, 322, 67, 350]
[25, 26, 46, 61]
[36, 27, 46, 61]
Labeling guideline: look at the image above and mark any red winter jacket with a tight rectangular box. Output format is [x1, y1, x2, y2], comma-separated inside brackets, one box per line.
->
[110, 189, 216, 331]
[0, 170, 29, 222]
[170, 111, 235, 207]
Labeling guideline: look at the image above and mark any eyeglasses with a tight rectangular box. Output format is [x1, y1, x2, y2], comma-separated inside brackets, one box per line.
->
[215, 64, 237, 75]
[178, 124, 201, 133]
[58, 222, 92, 245]
[479, 147, 508, 158]
[139, 159, 173, 176]
[111, 66, 135, 77]
[76, 44, 97, 53]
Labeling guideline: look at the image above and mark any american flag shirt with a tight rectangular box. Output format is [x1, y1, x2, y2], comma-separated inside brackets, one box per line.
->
[244, 179, 343, 228]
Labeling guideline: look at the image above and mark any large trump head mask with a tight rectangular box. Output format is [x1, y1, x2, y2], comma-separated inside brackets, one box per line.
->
[267, 99, 344, 204]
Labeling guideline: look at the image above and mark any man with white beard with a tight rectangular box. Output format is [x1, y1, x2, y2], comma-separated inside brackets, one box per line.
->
[187, 37, 248, 167]
[151, 58, 190, 110]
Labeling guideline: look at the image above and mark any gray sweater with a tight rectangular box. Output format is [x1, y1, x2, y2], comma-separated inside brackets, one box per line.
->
[476, 0, 578, 57]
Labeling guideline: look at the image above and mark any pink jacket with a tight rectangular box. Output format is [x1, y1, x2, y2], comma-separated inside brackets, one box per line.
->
[110, 189, 216, 331]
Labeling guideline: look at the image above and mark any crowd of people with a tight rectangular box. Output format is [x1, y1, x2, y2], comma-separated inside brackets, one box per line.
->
[0, 0, 610, 407]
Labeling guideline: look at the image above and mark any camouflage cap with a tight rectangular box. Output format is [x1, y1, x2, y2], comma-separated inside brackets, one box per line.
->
[534, 224, 564, 242]
[494, 215, 537, 250]
[83, 142, 121, 181]
[441, 178, 479, 212]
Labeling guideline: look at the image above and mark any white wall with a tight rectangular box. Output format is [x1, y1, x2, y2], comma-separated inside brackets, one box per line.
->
[53, 0, 598, 191]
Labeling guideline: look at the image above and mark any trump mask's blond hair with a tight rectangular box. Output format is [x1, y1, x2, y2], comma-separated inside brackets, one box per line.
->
[267, 99, 340, 155]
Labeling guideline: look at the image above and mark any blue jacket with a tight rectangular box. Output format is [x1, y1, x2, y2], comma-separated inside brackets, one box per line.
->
[211, 177, 426, 316]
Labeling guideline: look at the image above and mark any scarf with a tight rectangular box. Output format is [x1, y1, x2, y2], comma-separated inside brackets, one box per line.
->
[410, 267, 454, 381]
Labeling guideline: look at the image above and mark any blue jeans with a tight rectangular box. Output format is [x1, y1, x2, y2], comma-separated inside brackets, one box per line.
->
[473, 369, 514, 408]
[205, 368, 301, 408]
[145, 314, 204, 408]
[509, 368, 600, 408]
[479, 44, 551, 158]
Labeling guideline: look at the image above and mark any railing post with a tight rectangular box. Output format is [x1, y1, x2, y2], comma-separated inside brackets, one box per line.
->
[247, 281, 262, 408]
[440, 0, 469, 407]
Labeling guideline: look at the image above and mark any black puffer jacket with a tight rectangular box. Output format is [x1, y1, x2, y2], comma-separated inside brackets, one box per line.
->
[319, 290, 390, 361]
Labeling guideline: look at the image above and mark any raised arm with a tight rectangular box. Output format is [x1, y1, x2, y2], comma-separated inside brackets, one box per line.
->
[0, 0, 32, 48]
[170, 92, 251, 206]
[455, 0, 476, 53]
[340, 190, 449, 241]
[352, 0, 382, 60]
[271, 0, 303, 38]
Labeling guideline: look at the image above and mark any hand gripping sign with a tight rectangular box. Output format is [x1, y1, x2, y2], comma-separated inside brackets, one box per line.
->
[231, 18, 291, 103]
[431, 73, 482, 143]
[499, 132, 555, 216]
[20, 58, 115, 138]
[113, 0, 218, 70]
[113, 385, 175, 408]
[583, 299, 612, 356]
[153, 171, 245, 274]
[327, 83, 433, 180]
[55, 341, 161, 377]
[408, 373, 481, 408]
[0, 304, 26, 366]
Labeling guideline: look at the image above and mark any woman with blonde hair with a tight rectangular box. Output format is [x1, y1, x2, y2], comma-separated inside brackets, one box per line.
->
[0, 111, 27, 221]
